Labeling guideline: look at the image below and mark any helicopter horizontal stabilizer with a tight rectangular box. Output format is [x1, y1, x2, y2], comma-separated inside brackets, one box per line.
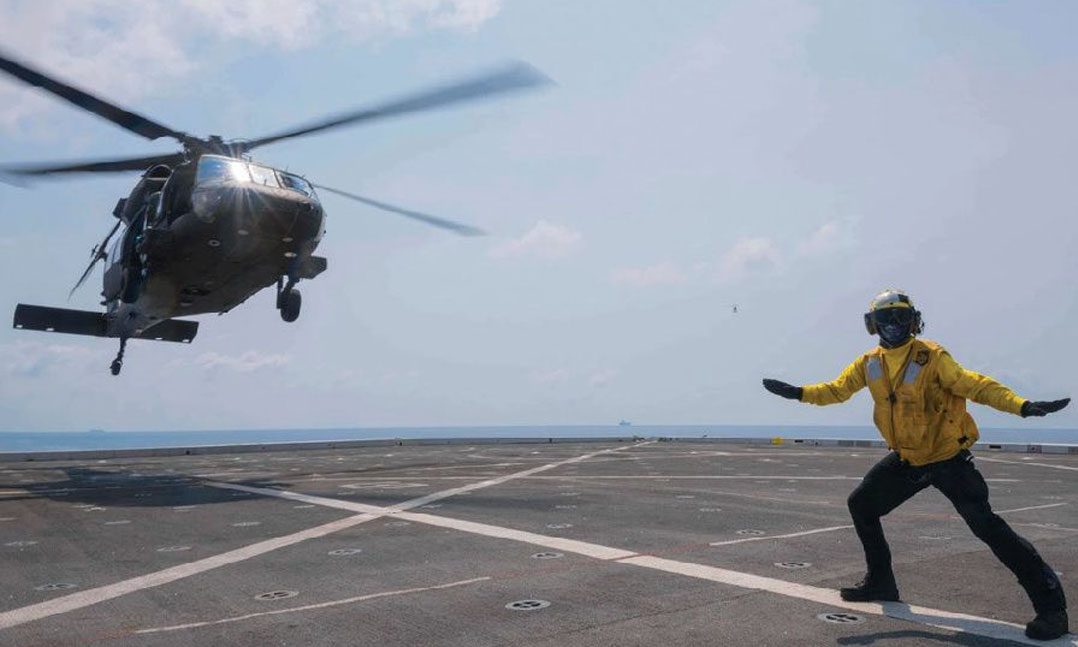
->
[13, 304, 106, 337]
[13, 304, 198, 343]
[135, 318, 198, 343]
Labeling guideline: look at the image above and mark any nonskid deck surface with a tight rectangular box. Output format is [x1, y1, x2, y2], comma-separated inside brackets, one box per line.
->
[0, 441, 1075, 646]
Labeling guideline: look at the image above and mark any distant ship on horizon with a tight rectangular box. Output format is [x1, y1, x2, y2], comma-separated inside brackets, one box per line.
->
[618, 420, 632, 427]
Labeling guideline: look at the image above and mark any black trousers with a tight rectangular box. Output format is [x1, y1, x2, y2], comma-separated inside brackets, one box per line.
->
[847, 450, 1067, 613]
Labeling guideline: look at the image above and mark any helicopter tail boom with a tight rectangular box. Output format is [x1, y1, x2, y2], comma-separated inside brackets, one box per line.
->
[13, 304, 198, 343]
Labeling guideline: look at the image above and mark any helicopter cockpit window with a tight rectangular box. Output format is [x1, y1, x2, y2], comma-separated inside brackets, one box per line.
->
[279, 172, 314, 197]
[196, 156, 250, 184]
[248, 164, 280, 188]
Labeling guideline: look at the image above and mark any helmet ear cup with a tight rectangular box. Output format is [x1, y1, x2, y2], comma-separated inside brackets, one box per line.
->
[912, 309, 924, 335]
[864, 312, 878, 335]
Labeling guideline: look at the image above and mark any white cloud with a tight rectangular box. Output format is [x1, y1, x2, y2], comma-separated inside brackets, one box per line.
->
[588, 369, 617, 389]
[193, 350, 290, 373]
[532, 368, 571, 386]
[798, 219, 856, 257]
[490, 220, 582, 260]
[611, 262, 689, 288]
[0, 341, 102, 378]
[0, 0, 503, 128]
[716, 236, 780, 283]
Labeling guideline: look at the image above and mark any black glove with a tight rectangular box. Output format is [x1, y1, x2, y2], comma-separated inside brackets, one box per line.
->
[763, 378, 803, 401]
[1021, 398, 1070, 418]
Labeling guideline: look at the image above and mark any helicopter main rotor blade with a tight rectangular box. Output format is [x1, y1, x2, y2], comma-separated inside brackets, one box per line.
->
[313, 184, 485, 236]
[69, 220, 122, 299]
[0, 50, 189, 143]
[243, 61, 551, 151]
[2, 152, 187, 177]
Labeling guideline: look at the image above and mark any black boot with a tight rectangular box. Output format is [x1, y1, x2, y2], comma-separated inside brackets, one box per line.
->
[1025, 609, 1069, 641]
[1022, 564, 1068, 640]
[840, 574, 900, 602]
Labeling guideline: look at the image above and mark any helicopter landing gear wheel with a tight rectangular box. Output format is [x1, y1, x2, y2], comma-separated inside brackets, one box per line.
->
[280, 288, 301, 322]
[110, 338, 127, 376]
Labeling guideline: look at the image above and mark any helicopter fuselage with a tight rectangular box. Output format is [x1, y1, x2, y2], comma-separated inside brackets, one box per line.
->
[104, 156, 326, 338]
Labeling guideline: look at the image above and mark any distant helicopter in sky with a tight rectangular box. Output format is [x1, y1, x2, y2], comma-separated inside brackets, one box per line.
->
[0, 51, 549, 375]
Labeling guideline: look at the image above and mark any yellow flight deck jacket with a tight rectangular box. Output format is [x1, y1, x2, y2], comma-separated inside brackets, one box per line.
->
[800, 338, 1026, 466]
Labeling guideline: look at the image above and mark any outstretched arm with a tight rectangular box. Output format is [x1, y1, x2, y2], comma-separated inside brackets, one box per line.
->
[936, 351, 1032, 415]
[763, 356, 866, 406]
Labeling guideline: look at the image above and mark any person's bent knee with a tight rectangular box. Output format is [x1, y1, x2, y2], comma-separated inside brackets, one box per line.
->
[848, 488, 875, 520]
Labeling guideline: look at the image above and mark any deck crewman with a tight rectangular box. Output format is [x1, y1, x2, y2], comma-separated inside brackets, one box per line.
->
[761, 289, 1070, 641]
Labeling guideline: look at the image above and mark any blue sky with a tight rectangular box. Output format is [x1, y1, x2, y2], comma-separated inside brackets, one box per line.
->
[1, 0, 1075, 432]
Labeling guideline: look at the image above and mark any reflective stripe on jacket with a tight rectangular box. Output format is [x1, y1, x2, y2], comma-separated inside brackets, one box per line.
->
[800, 338, 1026, 466]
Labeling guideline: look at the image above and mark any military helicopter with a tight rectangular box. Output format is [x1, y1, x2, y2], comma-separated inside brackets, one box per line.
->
[0, 52, 549, 375]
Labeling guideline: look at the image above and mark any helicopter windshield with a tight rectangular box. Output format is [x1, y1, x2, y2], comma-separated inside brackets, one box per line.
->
[196, 156, 250, 184]
[279, 172, 314, 197]
[248, 164, 279, 188]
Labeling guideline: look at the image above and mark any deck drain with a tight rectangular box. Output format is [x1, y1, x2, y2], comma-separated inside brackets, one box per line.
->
[255, 590, 298, 601]
[35, 583, 77, 591]
[157, 546, 191, 552]
[736, 529, 765, 536]
[676, 495, 696, 499]
[0, 517, 15, 522]
[698, 508, 722, 513]
[506, 599, 550, 611]
[532, 552, 564, 560]
[422, 504, 443, 509]
[559, 492, 580, 497]
[293, 504, 315, 509]
[817, 612, 866, 625]
[918, 535, 952, 541]
[775, 561, 812, 569]
[554, 505, 577, 510]
[546, 523, 573, 530]
[385, 521, 411, 527]
[232, 521, 262, 527]
[5, 541, 38, 547]
[328, 548, 363, 556]
[104, 520, 131, 526]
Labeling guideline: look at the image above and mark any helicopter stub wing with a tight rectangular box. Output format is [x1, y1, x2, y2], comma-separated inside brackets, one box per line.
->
[13, 304, 197, 343]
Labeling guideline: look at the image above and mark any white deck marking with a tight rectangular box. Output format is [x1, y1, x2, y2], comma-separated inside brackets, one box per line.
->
[136, 576, 490, 634]
[618, 556, 1075, 646]
[523, 475, 861, 480]
[0, 442, 644, 632]
[1014, 522, 1078, 533]
[979, 456, 1078, 472]
[0, 513, 378, 631]
[995, 502, 1068, 514]
[708, 525, 853, 546]
[396, 511, 634, 560]
[236, 479, 1075, 645]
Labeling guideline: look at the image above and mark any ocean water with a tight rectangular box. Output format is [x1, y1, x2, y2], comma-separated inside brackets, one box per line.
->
[0, 425, 1075, 452]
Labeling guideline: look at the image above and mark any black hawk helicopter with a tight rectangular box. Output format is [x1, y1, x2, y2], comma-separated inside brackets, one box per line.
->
[0, 52, 548, 375]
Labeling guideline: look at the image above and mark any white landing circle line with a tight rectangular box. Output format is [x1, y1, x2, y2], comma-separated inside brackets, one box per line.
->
[135, 576, 490, 634]
[995, 502, 1069, 515]
[708, 525, 853, 547]
[0, 441, 644, 633]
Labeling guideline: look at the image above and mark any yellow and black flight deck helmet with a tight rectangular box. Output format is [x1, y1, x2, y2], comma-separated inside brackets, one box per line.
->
[864, 289, 924, 348]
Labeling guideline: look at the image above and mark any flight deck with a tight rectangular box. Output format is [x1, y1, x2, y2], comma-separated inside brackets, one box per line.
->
[0, 439, 1075, 646]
